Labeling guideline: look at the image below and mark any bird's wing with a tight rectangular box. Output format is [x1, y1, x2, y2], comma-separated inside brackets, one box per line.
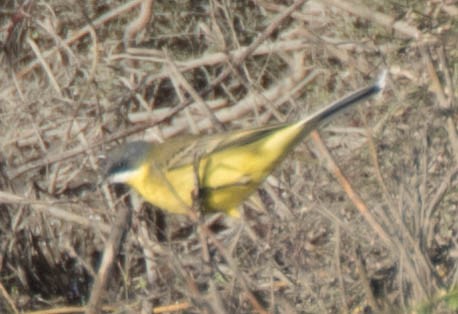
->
[156, 122, 289, 171]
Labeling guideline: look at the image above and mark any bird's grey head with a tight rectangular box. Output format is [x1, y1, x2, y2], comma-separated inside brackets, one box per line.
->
[105, 141, 151, 183]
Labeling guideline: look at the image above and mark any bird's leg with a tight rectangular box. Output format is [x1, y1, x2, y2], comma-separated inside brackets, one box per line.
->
[190, 153, 211, 266]
[190, 153, 204, 221]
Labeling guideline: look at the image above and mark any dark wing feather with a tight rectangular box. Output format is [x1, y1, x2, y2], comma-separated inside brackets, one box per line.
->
[154, 122, 291, 170]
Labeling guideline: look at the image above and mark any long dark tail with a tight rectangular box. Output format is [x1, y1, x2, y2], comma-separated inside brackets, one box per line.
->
[298, 70, 387, 135]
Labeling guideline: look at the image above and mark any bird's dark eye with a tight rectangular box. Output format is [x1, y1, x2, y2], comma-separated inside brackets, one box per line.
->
[105, 159, 127, 177]
[113, 159, 128, 172]
[117, 160, 127, 169]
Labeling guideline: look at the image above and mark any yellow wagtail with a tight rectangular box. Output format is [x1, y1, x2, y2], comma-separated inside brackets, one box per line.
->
[105, 72, 386, 217]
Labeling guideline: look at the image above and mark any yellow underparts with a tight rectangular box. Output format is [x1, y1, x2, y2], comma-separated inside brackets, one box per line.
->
[126, 121, 304, 217]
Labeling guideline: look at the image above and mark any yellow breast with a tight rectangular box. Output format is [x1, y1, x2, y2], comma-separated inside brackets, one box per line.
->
[124, 122, 304, 218]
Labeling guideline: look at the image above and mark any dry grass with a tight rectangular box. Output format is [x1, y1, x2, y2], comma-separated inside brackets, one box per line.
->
[0, 0, 457, 313]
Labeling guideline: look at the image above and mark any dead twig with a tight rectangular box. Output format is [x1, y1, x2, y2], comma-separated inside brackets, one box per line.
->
[354, 245, 380, 312]
[123, 0, 154, 49]
[321, 0, 422, 39]
[0, 280, 19, 314]
[85, 193, 132, 314]
[310, 131, 392, 246]
[310, 130, 429, 299]
[164, 50, 225, 132]
[15, 0, 145, 79]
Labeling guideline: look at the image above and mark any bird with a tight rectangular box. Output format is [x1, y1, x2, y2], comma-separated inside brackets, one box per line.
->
[105, 72, 386, 218]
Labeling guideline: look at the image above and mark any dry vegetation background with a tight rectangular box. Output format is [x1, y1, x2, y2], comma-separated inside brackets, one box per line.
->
[0, 0, 457, 313]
